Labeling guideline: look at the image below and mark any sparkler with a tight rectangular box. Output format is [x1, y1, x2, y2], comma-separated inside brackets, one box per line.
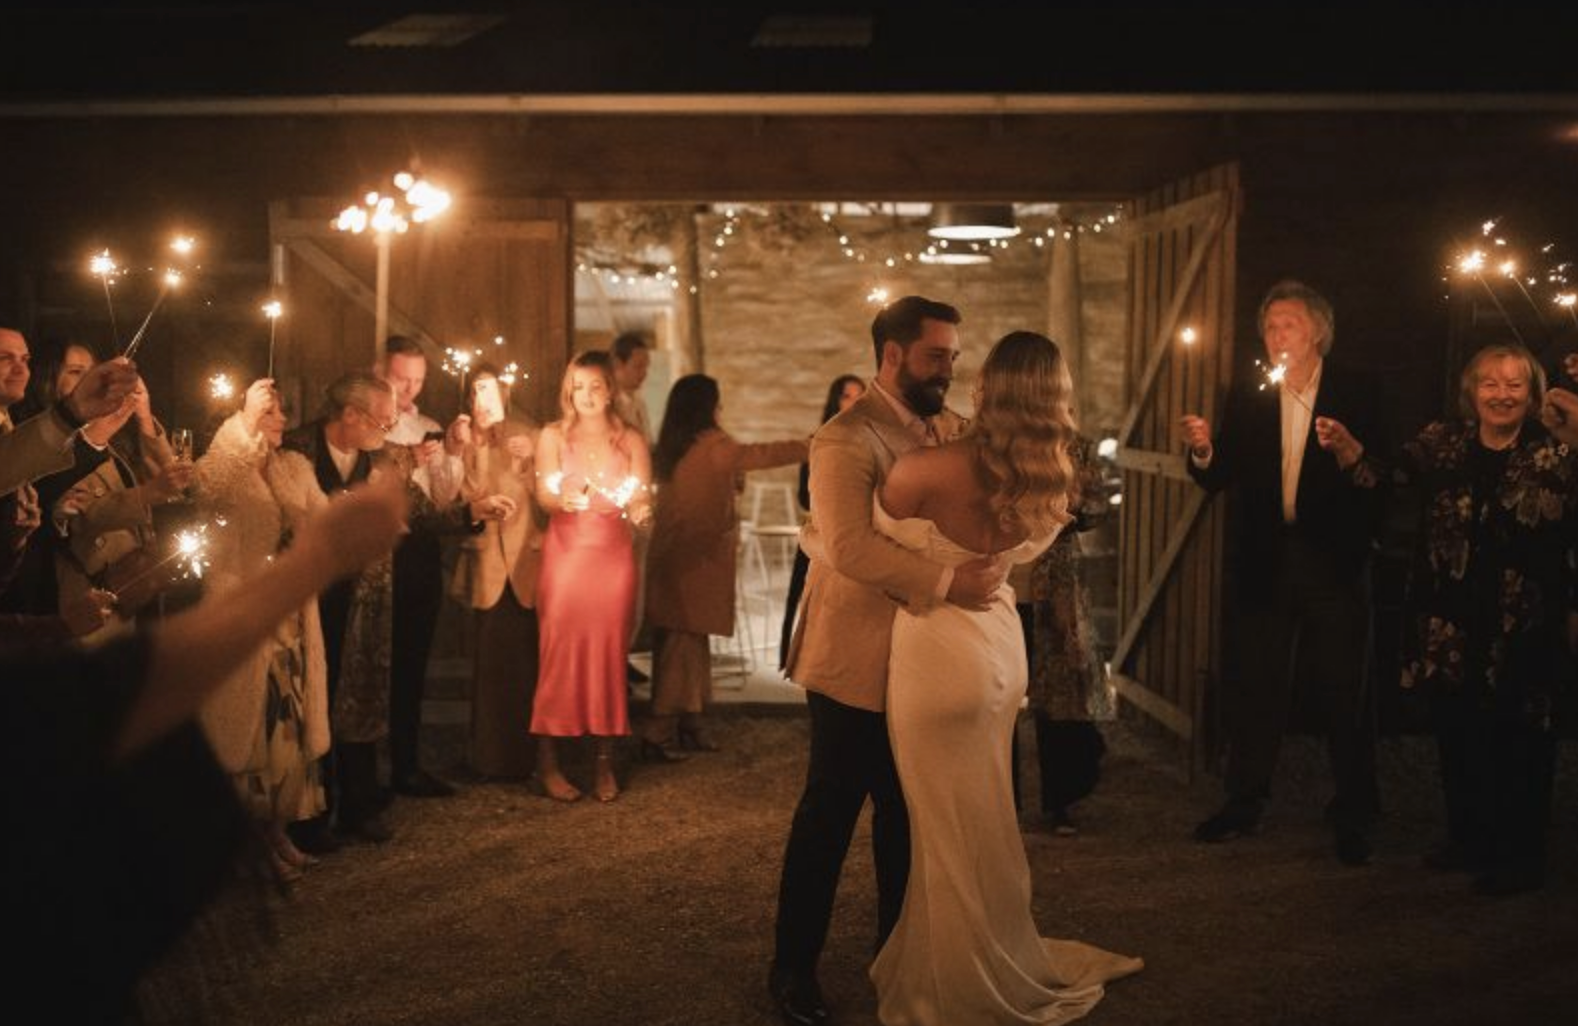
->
[1454, 249, 1527, 347]
[442, 345, 481, 403]
[89, 249, 120, 345]
[1255, 358, 1313, 412]
[1557, 293, 1578, 328]
[262, 300, 283, 377]
[108, 522, 216, 596]
[208, 372, 235, 401]
[122, 268, 183, 359]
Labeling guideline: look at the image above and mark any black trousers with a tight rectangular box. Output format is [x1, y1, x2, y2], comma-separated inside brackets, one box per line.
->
[1432, 692, 1558, 879]
[312, 577, 356, 818]
[390, 531, 443, 780]
[773, 690, 909, 973]
[1222, 532, 1379, 830]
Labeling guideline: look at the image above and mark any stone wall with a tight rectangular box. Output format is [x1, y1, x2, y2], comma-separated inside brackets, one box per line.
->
[580, 204, 1132, 499]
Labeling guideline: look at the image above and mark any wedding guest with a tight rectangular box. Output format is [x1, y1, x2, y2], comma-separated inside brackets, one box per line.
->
[1181, 279, 1385, 866]
[778, 373, 865, 668]
[379, 335, 465, 799]
[0, 324, 139, 495]
[1325, 343, 1577, 895]
[194, 379, 332, 881]
[0, 338, 109, 622]
[640, 373, 806, 759]
[54, 375, 191, 639]
[8, 474, 407, 1024]
[451, 364, 539, 779]
[611, 329, 655, 687]
[531, 351, 652, 804]
[1018, 432, 1115, 835]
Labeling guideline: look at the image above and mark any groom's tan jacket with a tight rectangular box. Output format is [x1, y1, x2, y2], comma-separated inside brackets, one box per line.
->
[784, 384, 966, 712]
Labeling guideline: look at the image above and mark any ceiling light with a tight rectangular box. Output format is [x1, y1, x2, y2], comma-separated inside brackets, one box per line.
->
[928, 203, 1021, 241]
[919, 242, 992, 266]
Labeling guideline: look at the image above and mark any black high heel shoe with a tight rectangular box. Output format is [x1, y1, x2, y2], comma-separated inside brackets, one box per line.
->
[638, 738, 689, 763]
[677, 726, 720, 752]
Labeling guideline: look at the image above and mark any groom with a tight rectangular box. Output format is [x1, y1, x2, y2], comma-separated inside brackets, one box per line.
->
[769, 296, 1006, 1025]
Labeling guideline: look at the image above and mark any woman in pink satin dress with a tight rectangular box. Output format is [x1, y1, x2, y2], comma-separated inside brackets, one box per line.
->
[530, 351, 653, 803]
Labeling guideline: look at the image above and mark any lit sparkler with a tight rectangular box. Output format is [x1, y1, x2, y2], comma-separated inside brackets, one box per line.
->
[262, 300, 283, 377]
[208, 372, 235, 401]
[442, 345, 482, 402]
[1454, 248, 1527, 347]
[89, 249, 120, 344]
[122, 268, 183, 359]
[1255, 358, 1313, 412]
[498, 361, 522, 387]
[108, 521, 217, 597]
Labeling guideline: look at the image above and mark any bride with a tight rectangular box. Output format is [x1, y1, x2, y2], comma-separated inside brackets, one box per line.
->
[870, 331, 1142, 1025]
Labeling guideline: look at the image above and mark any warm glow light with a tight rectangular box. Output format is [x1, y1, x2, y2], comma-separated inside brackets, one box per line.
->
[1179, 326, 1198, 346]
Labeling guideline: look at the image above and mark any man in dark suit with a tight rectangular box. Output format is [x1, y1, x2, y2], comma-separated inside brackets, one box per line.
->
[1181, 279, 1384, 867]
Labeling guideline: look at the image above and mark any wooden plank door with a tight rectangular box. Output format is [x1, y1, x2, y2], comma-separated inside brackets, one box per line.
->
[267, 197, 572, 426]
[1112, 163, 1240, 774]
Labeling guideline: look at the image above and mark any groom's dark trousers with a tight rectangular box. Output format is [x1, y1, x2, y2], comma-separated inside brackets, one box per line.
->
[774, 691, 910, 971]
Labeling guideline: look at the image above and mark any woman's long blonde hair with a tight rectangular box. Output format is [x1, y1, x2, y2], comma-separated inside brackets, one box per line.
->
[970, 331, 1077, 536]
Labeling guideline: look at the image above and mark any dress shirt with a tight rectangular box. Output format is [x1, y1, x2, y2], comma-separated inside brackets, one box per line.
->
[1280, 361, 1321, 524]
[387, 404, 461, 504]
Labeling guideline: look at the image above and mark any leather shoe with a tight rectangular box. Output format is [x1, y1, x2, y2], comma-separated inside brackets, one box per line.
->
[288, 815, 341, 856]
[393, 768, 457, 798]
[1193, 808, 1259, 843]
[638, 738, 689, 764]
[1333, 827, 1372, 867]
[768, 965, 828, 1026]
[337, 811, 394, 845]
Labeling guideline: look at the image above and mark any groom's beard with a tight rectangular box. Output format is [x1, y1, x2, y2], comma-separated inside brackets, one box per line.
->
[900, 374, 949, 418]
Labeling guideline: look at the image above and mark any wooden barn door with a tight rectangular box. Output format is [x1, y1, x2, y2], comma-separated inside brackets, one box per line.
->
[267, 197, 572, 426]
[1112, 163, 1240, 775]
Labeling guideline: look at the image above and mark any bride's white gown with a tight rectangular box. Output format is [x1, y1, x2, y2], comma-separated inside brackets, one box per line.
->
[870, 501, 1143, 1026]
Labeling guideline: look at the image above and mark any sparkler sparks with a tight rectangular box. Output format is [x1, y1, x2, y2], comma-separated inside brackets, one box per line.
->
[208, 372, 235, 401]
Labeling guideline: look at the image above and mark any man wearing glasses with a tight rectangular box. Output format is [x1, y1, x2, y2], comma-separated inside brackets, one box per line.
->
[283, 371, 401, 849]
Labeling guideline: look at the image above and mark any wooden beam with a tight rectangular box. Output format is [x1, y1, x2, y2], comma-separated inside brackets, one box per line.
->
[1116, 191, 1227, 449]
[1115, 446, 1189, 480]
[1111, 488, 1209, 672]
[1110, 673, 1193, 739]
[284, 238, 443, 359]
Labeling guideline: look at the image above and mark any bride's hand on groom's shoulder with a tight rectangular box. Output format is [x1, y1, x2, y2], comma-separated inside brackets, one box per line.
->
[946, 556, 1006, 611]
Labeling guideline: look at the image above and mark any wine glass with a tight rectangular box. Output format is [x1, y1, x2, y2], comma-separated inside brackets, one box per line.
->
[170, 428, 193, 462]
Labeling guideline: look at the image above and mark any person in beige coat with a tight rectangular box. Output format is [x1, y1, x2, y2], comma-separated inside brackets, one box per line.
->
[768, 296, 1006, 1026]
[193, 380, 331, 880]
[451, 365, 539, 779]
[640, 373, 807, 759]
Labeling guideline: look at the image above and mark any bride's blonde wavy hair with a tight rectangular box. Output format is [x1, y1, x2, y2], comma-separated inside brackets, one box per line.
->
[969, 331, 1077, 536]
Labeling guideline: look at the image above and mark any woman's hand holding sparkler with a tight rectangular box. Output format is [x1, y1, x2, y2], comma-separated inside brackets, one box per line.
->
[239, 378, 276, 434]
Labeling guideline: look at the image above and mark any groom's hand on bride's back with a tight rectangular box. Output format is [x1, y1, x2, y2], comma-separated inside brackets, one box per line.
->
[947, 556, 1007, 611]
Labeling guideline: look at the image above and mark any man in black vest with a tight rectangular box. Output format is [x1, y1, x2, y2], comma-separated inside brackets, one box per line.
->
[1181, 279, 1385, 867]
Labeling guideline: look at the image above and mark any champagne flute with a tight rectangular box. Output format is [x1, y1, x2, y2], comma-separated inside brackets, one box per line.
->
[170, 428, 193, 463]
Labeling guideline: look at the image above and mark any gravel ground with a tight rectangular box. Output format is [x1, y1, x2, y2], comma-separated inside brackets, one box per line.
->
[138, 710, 1578, 1026]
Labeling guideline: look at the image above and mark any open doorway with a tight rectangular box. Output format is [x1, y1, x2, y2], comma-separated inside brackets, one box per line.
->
[573, 199, 1132, 684]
